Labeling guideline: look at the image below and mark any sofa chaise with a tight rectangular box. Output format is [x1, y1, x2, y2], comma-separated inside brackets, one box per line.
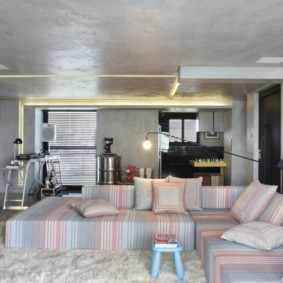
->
[5, 178, 283, 283]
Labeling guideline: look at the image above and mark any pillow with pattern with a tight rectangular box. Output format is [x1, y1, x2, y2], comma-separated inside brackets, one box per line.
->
[168, 176, 203, 210]
[152, 182, 188, 215]
[134, 177, 168, 210]
[221, 221, 283, 250]
[258, 192, 283, 225]
[229, 180, 277, 223]
[72, 199, 119, 218]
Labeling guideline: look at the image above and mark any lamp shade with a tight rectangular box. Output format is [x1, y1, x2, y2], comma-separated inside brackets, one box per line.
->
[277, 159, 283, 169]
[13, 138, 22, 144]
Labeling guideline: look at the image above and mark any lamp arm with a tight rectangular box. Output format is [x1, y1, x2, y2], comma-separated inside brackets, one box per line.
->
[145, 131, 259, 163]
[145, 131, 170, 139]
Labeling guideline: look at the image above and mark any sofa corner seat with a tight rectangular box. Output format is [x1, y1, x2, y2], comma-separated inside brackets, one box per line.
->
[194, 187, 283, 283]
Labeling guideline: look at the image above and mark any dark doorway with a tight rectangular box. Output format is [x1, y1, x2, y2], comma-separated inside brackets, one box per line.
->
[259, 85, 281, 192]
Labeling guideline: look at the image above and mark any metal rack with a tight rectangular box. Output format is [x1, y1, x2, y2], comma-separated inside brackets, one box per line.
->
[2, 165, 28, 210]
[2, 155, 61, 210]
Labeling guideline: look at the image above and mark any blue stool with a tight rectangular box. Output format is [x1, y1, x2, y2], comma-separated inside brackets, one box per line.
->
[151, 240, 184, 280]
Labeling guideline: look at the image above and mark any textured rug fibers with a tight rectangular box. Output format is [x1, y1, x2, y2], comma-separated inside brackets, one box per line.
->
[0, 222, 207, 283]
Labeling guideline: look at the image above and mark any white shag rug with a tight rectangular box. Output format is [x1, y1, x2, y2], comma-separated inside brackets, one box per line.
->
[0, 222, 207, 283]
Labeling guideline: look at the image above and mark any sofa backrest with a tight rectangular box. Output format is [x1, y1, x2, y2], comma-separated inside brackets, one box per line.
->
[201, 186, 245, 209]
[82, 184, 245, 210]
[82, 185, 135, 208]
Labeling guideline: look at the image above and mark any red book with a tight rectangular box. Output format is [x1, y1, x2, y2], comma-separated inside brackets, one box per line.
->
[154, 234, 178, 248]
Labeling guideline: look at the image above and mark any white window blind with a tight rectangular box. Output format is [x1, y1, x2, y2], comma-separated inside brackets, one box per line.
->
[48, 111, 97, 186]
[184, 119, 197, 142]
[169, 119, 197, 142]
[169, 119, 182, 142]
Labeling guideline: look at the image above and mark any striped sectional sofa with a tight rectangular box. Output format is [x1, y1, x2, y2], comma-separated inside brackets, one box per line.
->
[5, 184, 283, 282]
[191, 186, 283, 283]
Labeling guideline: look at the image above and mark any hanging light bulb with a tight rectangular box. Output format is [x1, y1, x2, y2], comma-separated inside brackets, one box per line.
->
[143, 138, 152, 150]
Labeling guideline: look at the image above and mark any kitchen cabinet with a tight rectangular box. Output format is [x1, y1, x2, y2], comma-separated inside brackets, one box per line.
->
[198, 111, 224, 132]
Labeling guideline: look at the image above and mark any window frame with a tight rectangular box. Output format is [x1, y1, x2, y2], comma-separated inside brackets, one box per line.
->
[159, 112, 197, 145]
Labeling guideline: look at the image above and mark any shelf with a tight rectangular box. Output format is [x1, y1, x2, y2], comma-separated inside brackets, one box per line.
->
[189, 160, 227, 168]
[189, 160, 227, 175]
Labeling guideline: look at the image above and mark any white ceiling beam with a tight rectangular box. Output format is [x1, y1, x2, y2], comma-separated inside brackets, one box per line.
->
[179, 66, 283, 83]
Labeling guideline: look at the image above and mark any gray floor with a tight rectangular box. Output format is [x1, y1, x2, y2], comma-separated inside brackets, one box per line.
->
[0, 193, 39, 221]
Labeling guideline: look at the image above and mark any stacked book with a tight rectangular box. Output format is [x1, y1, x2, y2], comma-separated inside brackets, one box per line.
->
[154, 234, 178, 248]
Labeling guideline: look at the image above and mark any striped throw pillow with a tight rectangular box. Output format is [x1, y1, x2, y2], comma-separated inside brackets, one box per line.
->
[168, 176, 203, 210]
[152, 182, 188, 215]
[221, 221, 283, 250]
[72, 199, 119, 218]
[229, 180, 277, 223]
[258, 193, 283, 225]
[134, 177, 168, 210]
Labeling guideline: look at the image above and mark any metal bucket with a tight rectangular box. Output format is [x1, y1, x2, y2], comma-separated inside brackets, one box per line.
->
[97, 154, 121, 184]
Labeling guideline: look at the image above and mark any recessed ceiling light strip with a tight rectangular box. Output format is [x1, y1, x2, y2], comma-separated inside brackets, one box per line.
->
[0, 74, 176, 78]
[168, 77, 180, 98]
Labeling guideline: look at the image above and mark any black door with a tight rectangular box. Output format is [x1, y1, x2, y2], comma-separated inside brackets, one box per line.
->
[259, 85, 281, 191]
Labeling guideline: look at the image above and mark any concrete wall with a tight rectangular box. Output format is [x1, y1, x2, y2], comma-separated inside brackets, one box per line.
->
[229, 94, 248, 186]
[246, 92, 259, 184]
[0, 97, 260, 193]
[97, 109, 160, 178]
[223, 109, 232, 185]
[22, 107, 160, 183]
[0, 100, 19, 192]
[24, 106, 37, 153]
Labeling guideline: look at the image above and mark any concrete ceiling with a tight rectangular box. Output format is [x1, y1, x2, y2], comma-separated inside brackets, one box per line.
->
[0, 0, 283, 108]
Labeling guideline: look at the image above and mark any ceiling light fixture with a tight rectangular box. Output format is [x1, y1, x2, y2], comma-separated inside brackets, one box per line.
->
[169, 77, 180, 98]
[0, 74, 176, 78]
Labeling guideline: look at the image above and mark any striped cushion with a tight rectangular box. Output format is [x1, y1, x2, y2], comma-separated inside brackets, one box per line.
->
[221, 221, 283, 250]
[5, 197, 195, 251]
[229, 180, 277, 223]
[204, 238, 283, 283]
[259, 193, 283, 225]
[201, 186, 244, 209]
[152, 182, 188, 215]
[168, 176, 203, 210]
[72, 199, 119, 217]
[192, 212, 239, 266]
[133, 177, 168, 210]
[82, 185, 135, 208]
